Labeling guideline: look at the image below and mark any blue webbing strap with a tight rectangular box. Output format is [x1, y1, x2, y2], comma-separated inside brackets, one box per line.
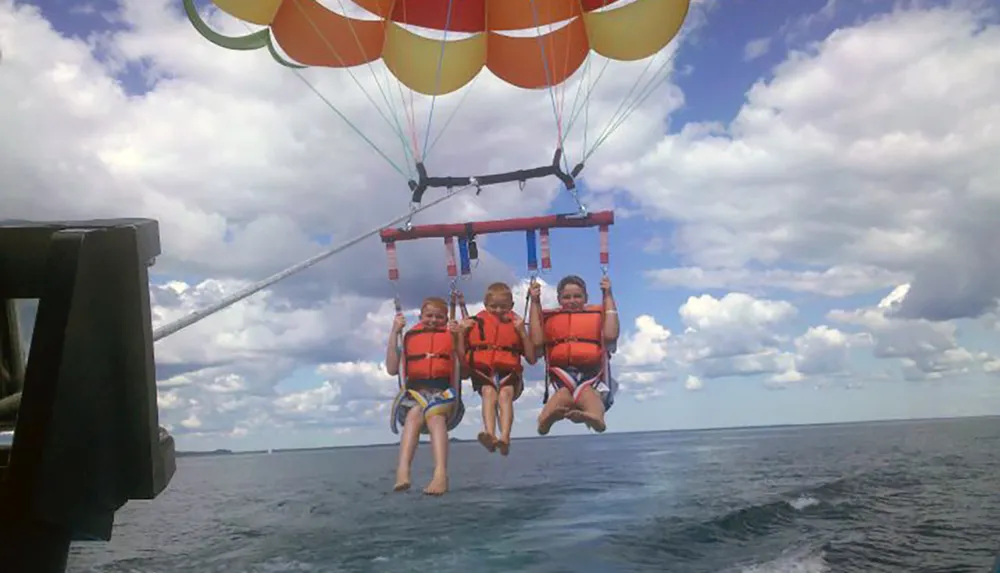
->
[458, 237, 471, 275]
[526, 229, 538, 272]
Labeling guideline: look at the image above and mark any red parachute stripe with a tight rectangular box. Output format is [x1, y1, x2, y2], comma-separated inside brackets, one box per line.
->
[352, 0, 624, 33]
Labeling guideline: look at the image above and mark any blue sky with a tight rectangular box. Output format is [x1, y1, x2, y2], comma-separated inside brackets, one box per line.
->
[6, 0, 1000, 451]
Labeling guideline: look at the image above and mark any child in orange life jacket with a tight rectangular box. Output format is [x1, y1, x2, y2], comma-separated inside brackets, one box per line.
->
[385, 297, 464, 496]
[528, 274, 619, 435]
[460, 282, 536, 456]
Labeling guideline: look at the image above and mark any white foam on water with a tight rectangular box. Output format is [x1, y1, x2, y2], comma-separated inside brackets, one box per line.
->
[250, 558, 321, 572]
[738, 547, 831, 573]
[787, 495, 820, 511]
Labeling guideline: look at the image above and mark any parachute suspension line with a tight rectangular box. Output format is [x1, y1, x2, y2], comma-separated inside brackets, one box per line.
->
[552, 7, 572, 154]
[295, 0, 409, 170]
[560, 55, 593, 154]
[421, 0, 457, 161]
[230, 18, 407, 179]
[528, 0, 567, 159]
[286, 68, 407, 179]
[425, 71, 483, 159]
[332, 0, 416, 169]
[397, 0, 423, 161]
[584, 60, 591, 155]
[382, 67, 418, 177]
[562, 55, 613, 146]
[559, 0, 617, 153]
[385, 74, 416, 178]
[583, 54, 659, 161]
[585, 48, 682, 163]
[151, 181, 479, 342]
[290, 1, 415, 168]
[391, 68, 421, 163]
[603, 53, 682, 148]
[555, 16, 579, 176]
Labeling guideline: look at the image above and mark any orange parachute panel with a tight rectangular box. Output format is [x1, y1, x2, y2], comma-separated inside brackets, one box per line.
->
[192, 0, 691, 95]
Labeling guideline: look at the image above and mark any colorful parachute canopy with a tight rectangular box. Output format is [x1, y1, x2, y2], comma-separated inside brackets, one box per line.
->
[185, 0, 690, 96]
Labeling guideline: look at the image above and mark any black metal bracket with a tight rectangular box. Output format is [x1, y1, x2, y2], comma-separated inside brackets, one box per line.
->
[0, 219, 176, 573]
[408, 148, 585, 204]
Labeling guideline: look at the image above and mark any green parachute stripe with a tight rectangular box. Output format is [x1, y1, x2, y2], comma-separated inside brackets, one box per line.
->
[181, 0, 305, 69]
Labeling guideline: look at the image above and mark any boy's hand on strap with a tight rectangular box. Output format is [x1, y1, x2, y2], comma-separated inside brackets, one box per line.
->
[528, 281, 542, 302]
[447, 320, 462, 334]
[600, 276, 612, 295]
[392, 314, 406, 333]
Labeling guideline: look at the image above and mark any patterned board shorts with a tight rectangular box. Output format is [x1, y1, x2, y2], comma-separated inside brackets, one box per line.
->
[548, 366, 618, 410]
[470, 369, 524, 401]
[393, 386, 457, 429]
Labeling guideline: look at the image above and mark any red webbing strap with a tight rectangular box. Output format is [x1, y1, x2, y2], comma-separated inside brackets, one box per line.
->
[540, 228, 551, 270]
[444, 236, 458, 278]
[599, 225, 609, 267]
[384, 241, 399, 281]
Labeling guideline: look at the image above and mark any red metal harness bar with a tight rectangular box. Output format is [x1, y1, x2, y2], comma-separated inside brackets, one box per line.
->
[379, 210, 615, 243]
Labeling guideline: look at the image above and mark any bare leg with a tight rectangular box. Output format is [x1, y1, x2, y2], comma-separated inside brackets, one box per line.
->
[572, 386, 607, 433]
[537, 387, 574, 435]
[424, 414, 450, 496]
[497, 385, 515, 456]
[477, 384, 498, 452]
[394, 407, 424, 491]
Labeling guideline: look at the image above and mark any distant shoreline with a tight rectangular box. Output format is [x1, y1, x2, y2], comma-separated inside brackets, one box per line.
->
[174, 413, 1000, 458]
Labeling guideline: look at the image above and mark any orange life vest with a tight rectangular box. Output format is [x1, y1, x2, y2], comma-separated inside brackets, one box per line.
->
[403, 324, 454, 382]
[466, 310, 524, 374]
[543, 305, 604, 368]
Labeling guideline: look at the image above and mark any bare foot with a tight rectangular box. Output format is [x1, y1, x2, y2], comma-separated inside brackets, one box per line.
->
[537, 407, 568, 436]
[477, 431, 497, 453]
[571, 410, 607, 433]
[590, 417, 607, 433]
[497, 437, 510, 456]
[565, 409, 586, 424]
[423, 472, 448, 496]
[393, 468, 411, 492]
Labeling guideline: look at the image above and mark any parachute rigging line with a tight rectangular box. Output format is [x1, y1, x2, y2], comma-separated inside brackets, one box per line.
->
[151, 181, 480, 343]
[184, 0, 691, 197]
[583, 35, 687, 163]
[195, 2, 414, 178]
[422, 0, 457, 160]
[286, 0, 421, 173]
[528, 0, 567, 157]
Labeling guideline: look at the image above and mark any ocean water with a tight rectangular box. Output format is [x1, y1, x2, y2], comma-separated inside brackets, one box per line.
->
[68, 416, 1000, 573]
